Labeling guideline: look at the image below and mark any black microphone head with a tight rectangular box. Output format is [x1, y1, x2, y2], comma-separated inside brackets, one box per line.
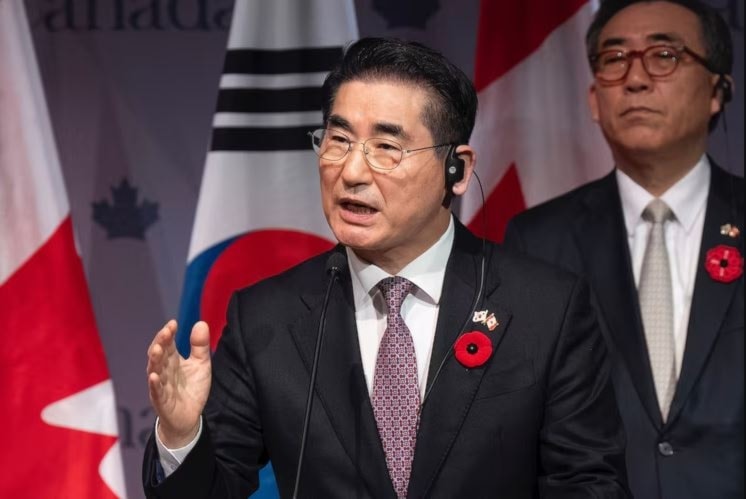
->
[325, 252, 347, 275]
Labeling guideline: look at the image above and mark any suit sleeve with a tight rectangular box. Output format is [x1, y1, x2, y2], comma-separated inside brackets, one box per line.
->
[539, 278, 630, 498]
[142, 293, 266, 498]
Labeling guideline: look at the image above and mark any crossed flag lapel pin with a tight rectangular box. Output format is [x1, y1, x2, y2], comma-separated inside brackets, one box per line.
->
[472, 309, 499, 331]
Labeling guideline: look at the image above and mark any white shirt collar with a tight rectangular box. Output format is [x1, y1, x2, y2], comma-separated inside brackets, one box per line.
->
[346, 216, 454, 306]
[616, 155, 710, 235]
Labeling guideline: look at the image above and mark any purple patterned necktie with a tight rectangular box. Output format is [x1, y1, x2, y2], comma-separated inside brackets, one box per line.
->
[372, 276, 419, 499]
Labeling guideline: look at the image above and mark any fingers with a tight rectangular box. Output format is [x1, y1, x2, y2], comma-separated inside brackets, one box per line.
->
[147, 371, 164, 403]
[148, 320, 177, 355]
[190, 321, 211, 361]
[161, 320, 179, 358]
[147, 321, 180, 412]
[147, 320, 178, 379]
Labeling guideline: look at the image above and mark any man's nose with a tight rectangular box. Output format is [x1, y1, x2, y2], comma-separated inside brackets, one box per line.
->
[624, 56, 653, 91]
[340, 141, 373, 184]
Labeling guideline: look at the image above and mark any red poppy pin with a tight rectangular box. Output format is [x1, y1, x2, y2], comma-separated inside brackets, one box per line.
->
[704, 244, 743, 283]
[454, 331, 493, 368]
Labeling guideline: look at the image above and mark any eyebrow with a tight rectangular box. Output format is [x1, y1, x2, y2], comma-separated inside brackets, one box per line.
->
[372, 122, 411, 142]
[326, 115, 412, 142]
[599, 32, 684, 50]
[327, 115, 352, 132]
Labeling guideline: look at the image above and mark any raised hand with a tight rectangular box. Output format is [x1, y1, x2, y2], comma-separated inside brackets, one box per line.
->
[146, 320, 212, 448]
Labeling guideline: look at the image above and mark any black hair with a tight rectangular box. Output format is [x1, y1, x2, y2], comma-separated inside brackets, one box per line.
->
[321, 37, 478, 153]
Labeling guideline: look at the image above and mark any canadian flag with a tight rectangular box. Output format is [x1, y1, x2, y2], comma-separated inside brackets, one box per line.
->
[463, 0, 612, 241]
[0, 1, 126, 498]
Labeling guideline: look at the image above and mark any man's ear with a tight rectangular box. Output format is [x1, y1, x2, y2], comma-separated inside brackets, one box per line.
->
[711, 74, 734, 115]
[450, 145, 476, 197]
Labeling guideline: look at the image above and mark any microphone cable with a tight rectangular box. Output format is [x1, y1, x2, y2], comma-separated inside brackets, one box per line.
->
[291, 252, 346, 499]
[423, 170, 488, 405]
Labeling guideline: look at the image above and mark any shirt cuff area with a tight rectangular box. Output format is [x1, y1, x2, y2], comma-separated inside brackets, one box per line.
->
[154, 416, 203, 477]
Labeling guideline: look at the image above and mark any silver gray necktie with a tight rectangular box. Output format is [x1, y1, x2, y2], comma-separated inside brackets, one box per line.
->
[639, 199, 676, 421]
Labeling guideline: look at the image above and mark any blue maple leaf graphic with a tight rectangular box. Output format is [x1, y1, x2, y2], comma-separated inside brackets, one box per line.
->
[92, 178, 159, 239]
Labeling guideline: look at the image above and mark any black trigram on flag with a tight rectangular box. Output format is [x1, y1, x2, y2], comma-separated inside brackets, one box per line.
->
[211, 46, 345, 152]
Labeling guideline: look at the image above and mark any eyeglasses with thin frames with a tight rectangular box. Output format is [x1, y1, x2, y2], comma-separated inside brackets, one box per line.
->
[308, 128, 450, 171]
[590, 44, 715, 83]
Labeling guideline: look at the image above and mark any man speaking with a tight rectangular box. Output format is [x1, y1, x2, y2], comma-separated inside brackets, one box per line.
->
[143, 37, 629, 498]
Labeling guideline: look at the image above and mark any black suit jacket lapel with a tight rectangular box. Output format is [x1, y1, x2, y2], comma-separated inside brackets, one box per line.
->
[667, 164, 744, 424]
[574, 172, 664, 427]
[291, 246, 395, 498]
[408, 222, 512, 498]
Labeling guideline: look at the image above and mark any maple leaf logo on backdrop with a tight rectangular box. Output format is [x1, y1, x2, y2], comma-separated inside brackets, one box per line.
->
[92, 178, 159, 239]
[372, 0, 440, 28]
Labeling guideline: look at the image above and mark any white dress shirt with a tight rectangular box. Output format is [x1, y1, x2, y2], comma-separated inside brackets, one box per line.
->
[157, 216, 455, 475]
[616, 156, 710, 378]
[347, 216, 453, 397]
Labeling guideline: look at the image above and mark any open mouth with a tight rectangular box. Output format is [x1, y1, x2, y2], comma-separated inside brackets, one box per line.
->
[341, 201, 377, 215]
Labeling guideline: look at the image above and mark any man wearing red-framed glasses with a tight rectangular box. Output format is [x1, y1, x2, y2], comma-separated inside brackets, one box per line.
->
[505, 1, 743, 498]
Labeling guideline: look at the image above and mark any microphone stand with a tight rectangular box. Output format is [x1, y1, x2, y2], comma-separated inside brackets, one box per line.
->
[291, 259, 342, 498]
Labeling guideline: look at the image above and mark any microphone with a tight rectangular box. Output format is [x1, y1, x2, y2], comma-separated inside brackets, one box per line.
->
[292, 251, 346, 499]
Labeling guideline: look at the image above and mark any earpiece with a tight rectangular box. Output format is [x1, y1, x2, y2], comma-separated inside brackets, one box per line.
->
[717, 74, 732, 103]
[445, 145, 465, 191]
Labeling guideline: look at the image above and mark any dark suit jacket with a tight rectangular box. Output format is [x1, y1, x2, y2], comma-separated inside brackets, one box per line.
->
[504, 164, 744, 499]
[143, 221, 628, 498]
